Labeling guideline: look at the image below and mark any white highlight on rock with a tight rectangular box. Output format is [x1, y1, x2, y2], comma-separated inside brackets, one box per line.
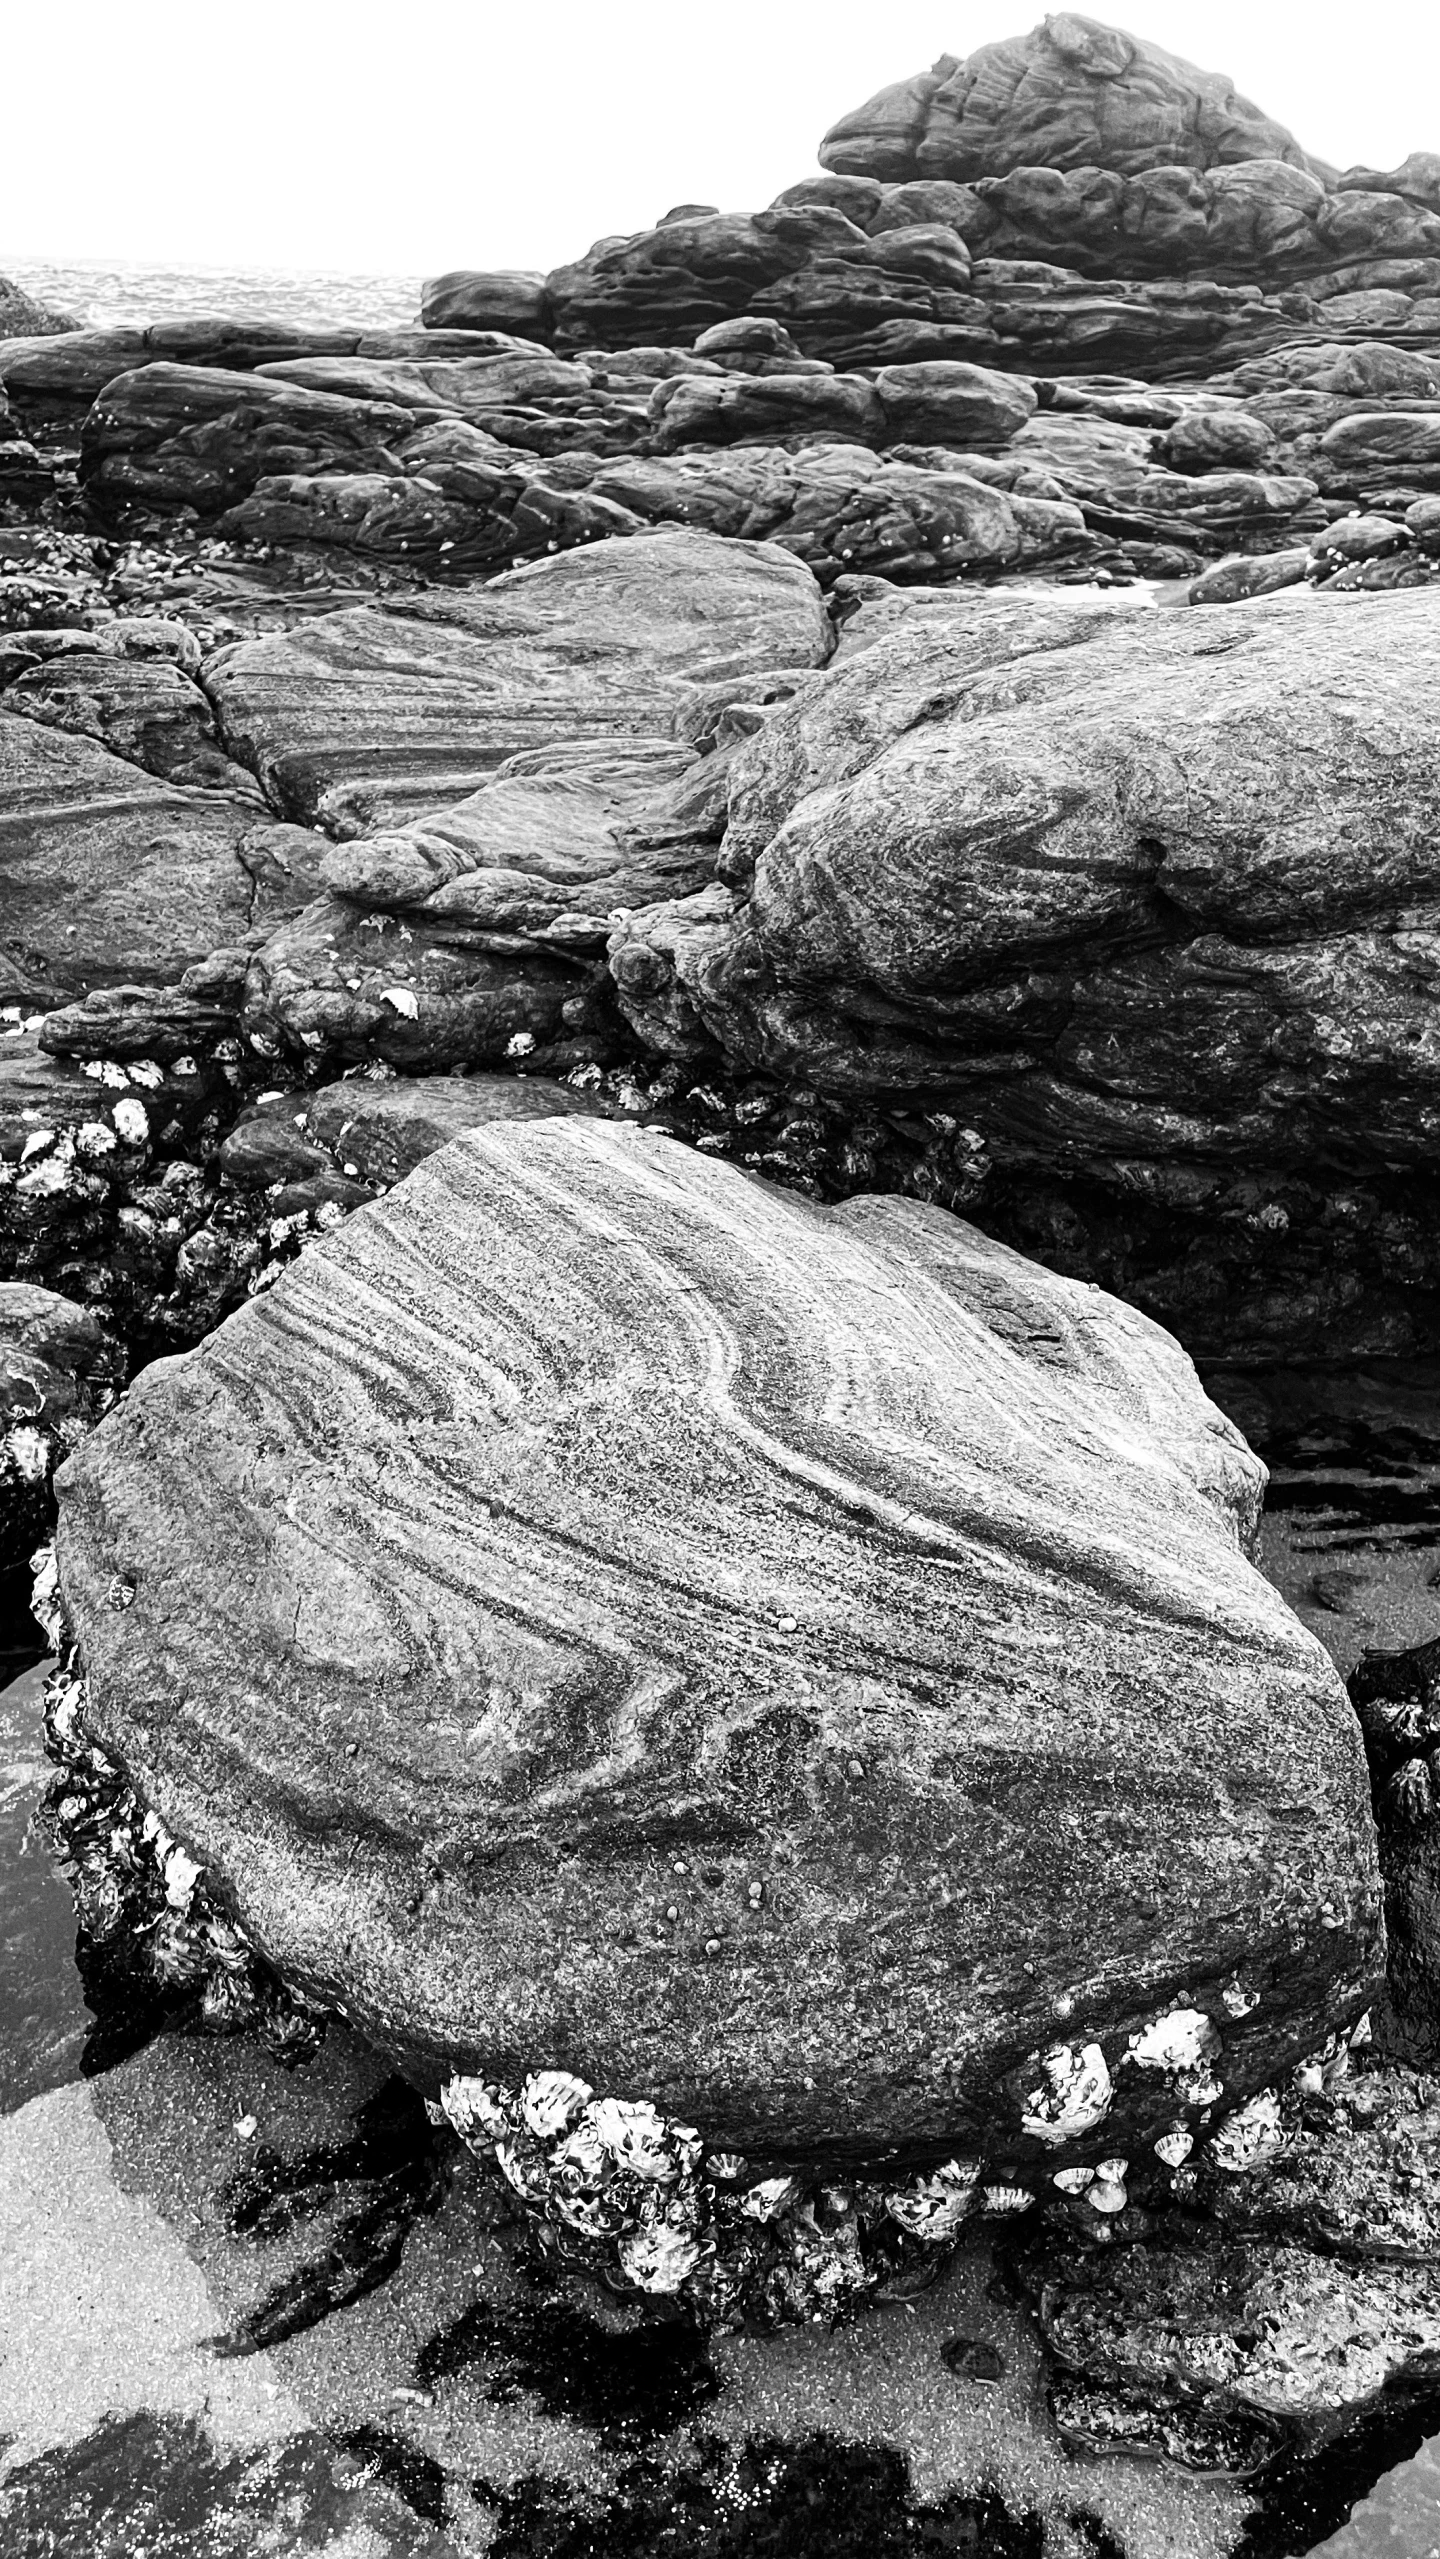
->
[381, 988, 419, 1018]
[1021, 2040, 1113, 2145]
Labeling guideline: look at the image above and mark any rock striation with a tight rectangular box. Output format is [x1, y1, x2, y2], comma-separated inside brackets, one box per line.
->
[54, 1118, 1380, 2162]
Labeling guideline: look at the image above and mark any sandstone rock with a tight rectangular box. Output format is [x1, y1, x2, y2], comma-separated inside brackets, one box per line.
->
[819, 18, 1318, 185]
[1185, 549, 1309, 604]
[1155, 409, 1275, 473]
[239, 737, 725, 1071]
[0, 274, 78, 339]
[0, 647, 257, 795]
[220, 1070, 601, 1197]
[0, 1283, 123, 1570]
[78, 365, 423, 522]
[420, 271, 552, 336]
[203, 530, 831, 834]
[607, 587, 1440, 1188]
[53, 1117, 1380, 2159]
[648, 372, 886, 450]
[1317, 410, 1440, 494]
[0, 713, 307, 1012]
[587, 443, 1092, 584]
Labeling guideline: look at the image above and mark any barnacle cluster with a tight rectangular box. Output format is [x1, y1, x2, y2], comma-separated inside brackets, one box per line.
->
[34, 1549, 326, 2064]
[1350, 1638, 1440, 1823]
[439, 2069, 989, 2328]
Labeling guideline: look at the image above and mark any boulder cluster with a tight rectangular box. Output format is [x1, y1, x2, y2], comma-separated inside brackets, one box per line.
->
[6, 9, 1440, 2478]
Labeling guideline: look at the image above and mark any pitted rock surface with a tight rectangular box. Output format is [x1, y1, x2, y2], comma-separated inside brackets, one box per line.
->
[54, 1119, 1379, 2163]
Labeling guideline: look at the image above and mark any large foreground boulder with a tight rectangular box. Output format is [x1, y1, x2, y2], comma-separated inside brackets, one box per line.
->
[54, 1120, 1379, 2164]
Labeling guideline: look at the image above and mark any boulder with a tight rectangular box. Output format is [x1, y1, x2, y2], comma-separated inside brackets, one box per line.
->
[52, 1117, 1381, 2161]
[78, 364, 422, 522]
[607, 585, 1440, 1180]
[587, 444, 1093, 585]
[203, 529, 832, 834]
[239, 737, 728, 1074]
[421, 271, 553, 337]
[0, 713, 317, 1012]
[0, 642, 258, 795]
[819, 18, 1319, 185]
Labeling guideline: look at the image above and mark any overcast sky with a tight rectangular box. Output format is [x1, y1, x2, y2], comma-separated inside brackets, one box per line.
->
[4, 0, 1437, 279]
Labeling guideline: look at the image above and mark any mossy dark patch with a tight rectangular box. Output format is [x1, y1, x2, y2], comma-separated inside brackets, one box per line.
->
[476, 2437, 1045, 2559]
[416, 2292, 719, 2440]
[0, 2409, 440, 2557]
[212, 2077, 450, 2354]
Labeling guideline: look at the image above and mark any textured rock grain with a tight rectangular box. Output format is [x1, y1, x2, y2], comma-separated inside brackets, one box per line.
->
[54, 1120, 1380, 2163]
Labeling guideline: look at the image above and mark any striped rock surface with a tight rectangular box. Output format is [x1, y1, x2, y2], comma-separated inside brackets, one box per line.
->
[54, 1121, 1380, 2164]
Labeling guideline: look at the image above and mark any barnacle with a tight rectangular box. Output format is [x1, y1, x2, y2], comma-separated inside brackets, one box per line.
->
[617, 2221, 704, 2293]
[981, 2184, 1035, 2215]
[589, 2095, 680, 2182]
[1153, 2128, 1193, 2168]
[519, 2069, 593, 2140]
[1021, 2040, 1113, 2145]
[741, 2175, 802, 2223]
[1125, 2005, 1224, 2104]
[884, 2157, 980, 2240]
[1386, 1757, 1435, 1823]
[1208, 2087, 1290, 2174]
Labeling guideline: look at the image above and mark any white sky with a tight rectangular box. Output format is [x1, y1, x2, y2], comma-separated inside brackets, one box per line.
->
[3, 0, 1438, 279]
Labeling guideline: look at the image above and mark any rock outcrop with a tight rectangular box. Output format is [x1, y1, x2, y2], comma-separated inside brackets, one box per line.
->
[610, 581, 1440, 1356]
[54, 1118, 1380, 2162]
[204, 528, 831, 834]
[819, 18, 1319, 186]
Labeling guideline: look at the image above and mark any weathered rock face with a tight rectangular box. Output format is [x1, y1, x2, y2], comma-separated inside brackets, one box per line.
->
[610, 584, 1440, 1175]
[0, 1282, 123, 1568]
[54, 1118, 1380, 2163]
[819, 17, 1317, 186]
[205, 529, 832, 835]
[0, 712, 317, 1012]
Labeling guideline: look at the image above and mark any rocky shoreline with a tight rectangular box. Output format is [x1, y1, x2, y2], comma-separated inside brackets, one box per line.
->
[6, 13, 1440, 2550]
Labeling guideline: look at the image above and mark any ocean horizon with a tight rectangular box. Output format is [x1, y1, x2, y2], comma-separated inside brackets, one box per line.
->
[1, 255, 427, 331]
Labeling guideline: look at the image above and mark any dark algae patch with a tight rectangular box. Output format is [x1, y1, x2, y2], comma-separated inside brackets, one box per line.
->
[476, 2436, 1047, 2559]
[0, 2410, 442, 2557]
[417, 2290, 720, 2439]
[212, 2076, 450, 2353]
[1234, 2383, 1440, 2558]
